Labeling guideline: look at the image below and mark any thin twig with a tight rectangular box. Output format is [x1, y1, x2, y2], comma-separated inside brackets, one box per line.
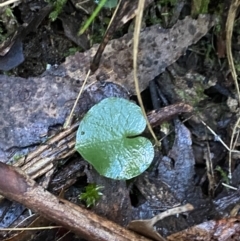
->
[200, 119, 240, 153]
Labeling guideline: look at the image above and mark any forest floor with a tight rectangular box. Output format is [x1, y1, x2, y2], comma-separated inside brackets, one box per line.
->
[1, 0, 240, 240]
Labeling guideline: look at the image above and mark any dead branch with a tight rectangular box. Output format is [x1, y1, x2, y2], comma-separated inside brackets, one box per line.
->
[0, 161, 152, 241]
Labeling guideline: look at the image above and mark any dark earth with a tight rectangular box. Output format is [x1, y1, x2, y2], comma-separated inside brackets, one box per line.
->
[1, 0, 240, 240]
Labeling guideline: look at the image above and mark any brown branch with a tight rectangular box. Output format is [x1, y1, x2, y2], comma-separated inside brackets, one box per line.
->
[147, 103, 193, 127]
[0, 161, 152, 241]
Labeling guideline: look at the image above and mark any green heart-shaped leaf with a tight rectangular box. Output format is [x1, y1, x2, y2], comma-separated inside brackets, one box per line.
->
[75, 97, 154, 180]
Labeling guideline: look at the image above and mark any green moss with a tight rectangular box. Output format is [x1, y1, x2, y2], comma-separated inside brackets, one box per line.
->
[78, 183, 103, 207]
[175, 80, 207, 107]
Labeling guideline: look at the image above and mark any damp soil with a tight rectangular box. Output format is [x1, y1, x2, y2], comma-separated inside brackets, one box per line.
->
[1, 1, 240, 241]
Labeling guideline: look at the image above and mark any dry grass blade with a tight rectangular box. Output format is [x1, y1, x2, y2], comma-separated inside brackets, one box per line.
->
[64, 69, 90, 128]
[0, 0, 20, 7]
[0, 226, 61, 231]
[226, 0, 240, 102]
[222, 183, 237, 190]
[133, 0, 159, 145]
[226, 0, 240, 179]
